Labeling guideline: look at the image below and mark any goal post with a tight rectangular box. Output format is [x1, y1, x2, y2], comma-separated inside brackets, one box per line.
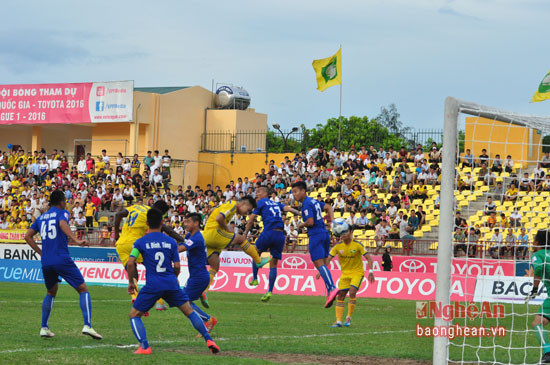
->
[433, 97, 459, 364]
[433, 97, 550, 365]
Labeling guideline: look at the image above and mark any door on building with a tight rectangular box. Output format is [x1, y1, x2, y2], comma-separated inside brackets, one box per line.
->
[75, 145, 86, 163]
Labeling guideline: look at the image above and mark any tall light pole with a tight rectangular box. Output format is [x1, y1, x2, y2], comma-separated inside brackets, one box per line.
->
[272, 123, 299, 152]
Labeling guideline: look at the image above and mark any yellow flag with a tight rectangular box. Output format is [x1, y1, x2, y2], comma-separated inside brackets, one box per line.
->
[312, 48, 342, 92]
[532, 69, 550, 102]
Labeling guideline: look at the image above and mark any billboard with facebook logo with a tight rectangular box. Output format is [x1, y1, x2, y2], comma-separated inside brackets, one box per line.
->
[0, 80, 134, 124]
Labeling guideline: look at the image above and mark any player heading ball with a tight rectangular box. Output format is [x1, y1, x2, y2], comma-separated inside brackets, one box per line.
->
[291, 181, 340, 308]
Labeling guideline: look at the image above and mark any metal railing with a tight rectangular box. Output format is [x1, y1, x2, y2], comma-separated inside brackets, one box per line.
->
[201, 128, 444, 154]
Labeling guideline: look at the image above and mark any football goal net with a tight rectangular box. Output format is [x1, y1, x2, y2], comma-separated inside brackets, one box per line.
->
[434, 97, 550, 364]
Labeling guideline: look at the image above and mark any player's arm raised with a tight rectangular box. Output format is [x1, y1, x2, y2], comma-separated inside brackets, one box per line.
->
[59, 219, 87, 246]
[114, 209, 129, 241]
[364, 253, 375, 283]
[243, 213, 257, 237]
[282, 206, 301, 215]
[162, 224, 186, 243]
[24, 228, 42, 256]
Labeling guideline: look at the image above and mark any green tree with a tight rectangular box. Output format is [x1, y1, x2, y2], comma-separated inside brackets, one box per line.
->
[307, 116, 407, 151]
[376, 103, 411, 137]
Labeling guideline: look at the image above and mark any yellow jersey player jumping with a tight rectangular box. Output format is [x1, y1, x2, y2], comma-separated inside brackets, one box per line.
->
[114, 200, 185, 310]
[202, 196, 270, 306]
[325, 225, 375, 328]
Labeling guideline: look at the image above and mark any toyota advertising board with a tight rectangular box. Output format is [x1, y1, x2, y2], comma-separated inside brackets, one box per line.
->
[279, 253, 515, 276]
[0, 259, 474, 301]
[0, 80, 133, 124]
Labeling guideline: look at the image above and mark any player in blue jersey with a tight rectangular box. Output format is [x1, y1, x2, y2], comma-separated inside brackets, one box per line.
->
[178, 213, 218, 336]
[243, 186, 300, 302]
[24, 190, 102, 339]
[291, 181, 339, 308]
[127, 208, 219, 355]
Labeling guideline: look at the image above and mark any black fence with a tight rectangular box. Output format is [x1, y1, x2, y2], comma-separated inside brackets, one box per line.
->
[201, 128, 443, 153]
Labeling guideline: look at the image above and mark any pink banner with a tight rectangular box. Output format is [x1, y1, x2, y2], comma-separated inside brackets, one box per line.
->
[208, 267, 474, 301]
[67, 260, 476, 301]
[279, 253, 515, 276]
[0, 81, 133, 124]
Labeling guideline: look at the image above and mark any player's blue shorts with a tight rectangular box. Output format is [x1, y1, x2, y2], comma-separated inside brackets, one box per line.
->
[42, 261, 85, 290]
[183, 271, 210, 302]
[308, 231, 331, 262]
[133, 285, 189, 313]
[255, 230, 286, 260]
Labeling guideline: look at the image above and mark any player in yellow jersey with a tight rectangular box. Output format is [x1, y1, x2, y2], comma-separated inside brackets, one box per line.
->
[202, 196, 270, 306]
[325, 225, 374, 328]
[114, 200, 186, 311]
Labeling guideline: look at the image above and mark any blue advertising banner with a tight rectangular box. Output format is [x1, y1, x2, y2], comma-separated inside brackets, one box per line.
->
[0, 259, 43, 284]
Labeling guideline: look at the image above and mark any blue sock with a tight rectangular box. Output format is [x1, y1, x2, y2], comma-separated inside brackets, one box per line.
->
[41, 294, 55, 328]
[268, 267, 277, 293]
[188, 311, 212, 341]
[191, 302, 210, 321]
[79, 292, 92, 327]
[252, 262, 259, 281]
[317, 265, 335, 292]
[130, 317, 149, 349]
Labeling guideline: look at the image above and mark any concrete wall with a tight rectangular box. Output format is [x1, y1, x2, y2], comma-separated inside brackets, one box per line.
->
[90, 123, 131, 157]
[465, 117, 542, 167]
[157, 86, 213, 188]
[41, 125, 91, 158]
[0, 125, 32, 151]
[196, 152, 289, 188]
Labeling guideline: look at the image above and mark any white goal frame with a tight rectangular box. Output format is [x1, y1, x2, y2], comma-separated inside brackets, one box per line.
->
[433, 97, 550, 365]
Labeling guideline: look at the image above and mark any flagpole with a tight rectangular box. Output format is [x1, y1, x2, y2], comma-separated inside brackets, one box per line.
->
[338, 45, 342, 150]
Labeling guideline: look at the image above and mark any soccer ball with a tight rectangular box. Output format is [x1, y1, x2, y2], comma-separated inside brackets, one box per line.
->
[332, 218, 350, 237]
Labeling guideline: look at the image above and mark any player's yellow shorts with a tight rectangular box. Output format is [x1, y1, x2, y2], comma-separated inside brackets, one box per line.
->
[338, 272, 364, 291]
[116, 239, 143, 267]
[203, 228, 235, 258]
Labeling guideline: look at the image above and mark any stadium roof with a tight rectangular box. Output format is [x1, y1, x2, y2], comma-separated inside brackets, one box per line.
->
[134, 86, 190, 94]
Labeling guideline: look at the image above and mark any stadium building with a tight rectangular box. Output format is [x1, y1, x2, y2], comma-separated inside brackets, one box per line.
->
[0, 81, 271, 187]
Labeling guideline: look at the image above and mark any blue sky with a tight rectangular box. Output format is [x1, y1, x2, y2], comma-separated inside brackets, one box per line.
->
[0, 0, 549, 130]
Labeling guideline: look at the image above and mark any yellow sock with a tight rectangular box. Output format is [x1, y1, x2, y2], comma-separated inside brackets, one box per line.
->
[157, 298, 164, 306]
[206, 268, 218, 291]
[347, 299, 357, 318]
[335, 299, 345, 323]
[240, 240, 261, 264]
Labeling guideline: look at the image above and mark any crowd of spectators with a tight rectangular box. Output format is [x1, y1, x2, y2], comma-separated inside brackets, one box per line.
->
[2, 141, 541, 258]
[0, 143, 445, 251]
[0, 148, 173, 242]
[453, 149, 548, 260]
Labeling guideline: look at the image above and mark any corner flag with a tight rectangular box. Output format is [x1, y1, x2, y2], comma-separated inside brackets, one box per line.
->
[312, 48, 342, 92]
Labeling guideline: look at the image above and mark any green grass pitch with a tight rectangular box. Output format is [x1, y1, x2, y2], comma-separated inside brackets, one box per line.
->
[0, 282, 545, 364]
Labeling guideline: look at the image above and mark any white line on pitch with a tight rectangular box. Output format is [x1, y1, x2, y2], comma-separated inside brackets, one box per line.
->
[0, 330, 414, 354]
